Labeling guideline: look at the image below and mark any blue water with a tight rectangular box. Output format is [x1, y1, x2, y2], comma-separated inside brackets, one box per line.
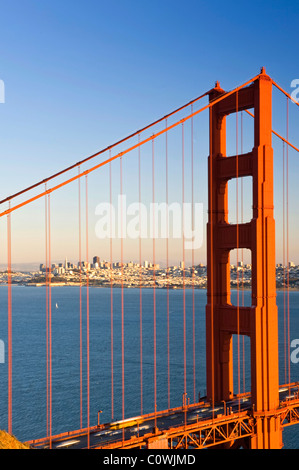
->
[0, 286, 298, 448]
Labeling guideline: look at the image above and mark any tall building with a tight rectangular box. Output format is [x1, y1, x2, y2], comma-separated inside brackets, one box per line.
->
[93, 256, 100, 265]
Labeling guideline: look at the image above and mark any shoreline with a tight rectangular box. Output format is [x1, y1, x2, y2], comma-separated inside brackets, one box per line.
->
[1, 283, 299, 291]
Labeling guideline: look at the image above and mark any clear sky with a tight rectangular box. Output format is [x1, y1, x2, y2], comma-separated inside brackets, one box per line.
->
[0, 0, 298, 267]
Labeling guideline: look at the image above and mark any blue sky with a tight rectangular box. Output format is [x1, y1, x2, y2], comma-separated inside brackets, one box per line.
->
[0, 0, 298, 266]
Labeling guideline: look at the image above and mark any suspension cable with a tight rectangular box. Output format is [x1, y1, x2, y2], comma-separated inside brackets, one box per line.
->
[0, 92, 210, 207]
[0, 74, 262, 218]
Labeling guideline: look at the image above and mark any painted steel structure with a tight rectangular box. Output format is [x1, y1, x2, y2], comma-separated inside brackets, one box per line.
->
[206, 68, 280, 448]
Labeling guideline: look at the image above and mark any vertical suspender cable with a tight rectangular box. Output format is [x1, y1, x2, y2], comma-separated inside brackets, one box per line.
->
[210, 105, 215, 416]
[236, 91, 241, 412]
[182, 123, 187, 406]
[153, 137, 158, 421]
[191, 104, 196, 404]
[283, 142, 287, 384]
[138, 136, 143, 415]
[45, 188, 49, 437]
[7, 203, 12, 436]
[109, 156, 114, 420]
[120, 156, 125, 436]
[78, 168, 83, 430]
[85, 175, 90, 448]
[48, 194, 52, 448]
[241, 111, 245, 393]
[286, 98, 290, 386]
[165, 119, 170, 410]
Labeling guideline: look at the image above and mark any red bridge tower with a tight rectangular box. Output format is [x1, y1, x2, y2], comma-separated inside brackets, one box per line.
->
[206, 68, 281, 448]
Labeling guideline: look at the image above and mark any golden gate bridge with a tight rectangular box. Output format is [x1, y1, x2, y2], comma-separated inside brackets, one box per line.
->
[1, 68, 299, 449]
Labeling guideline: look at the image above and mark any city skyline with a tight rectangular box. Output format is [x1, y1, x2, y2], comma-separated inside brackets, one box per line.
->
[2, 254, 297, 274]
[2, 254, 299, 293]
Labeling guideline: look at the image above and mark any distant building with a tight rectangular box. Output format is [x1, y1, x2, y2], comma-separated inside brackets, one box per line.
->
[93, 256, 100, 265]
[54, 267, 65, 275]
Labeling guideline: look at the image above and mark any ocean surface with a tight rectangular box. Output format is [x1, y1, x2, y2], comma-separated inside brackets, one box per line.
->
[0, 285, 298, 448]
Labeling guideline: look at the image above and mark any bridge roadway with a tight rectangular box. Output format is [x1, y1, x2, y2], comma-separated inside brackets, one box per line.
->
[27, 384, 299, 449]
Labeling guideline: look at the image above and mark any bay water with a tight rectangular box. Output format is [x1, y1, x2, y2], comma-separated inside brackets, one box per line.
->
[0, 286, 298, 448]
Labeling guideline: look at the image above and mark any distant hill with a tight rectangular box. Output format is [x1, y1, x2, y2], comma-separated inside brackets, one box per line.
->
[0, 262, 39, 272]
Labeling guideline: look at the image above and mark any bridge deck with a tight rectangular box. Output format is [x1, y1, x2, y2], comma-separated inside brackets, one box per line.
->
[26, 384, 299, 449]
